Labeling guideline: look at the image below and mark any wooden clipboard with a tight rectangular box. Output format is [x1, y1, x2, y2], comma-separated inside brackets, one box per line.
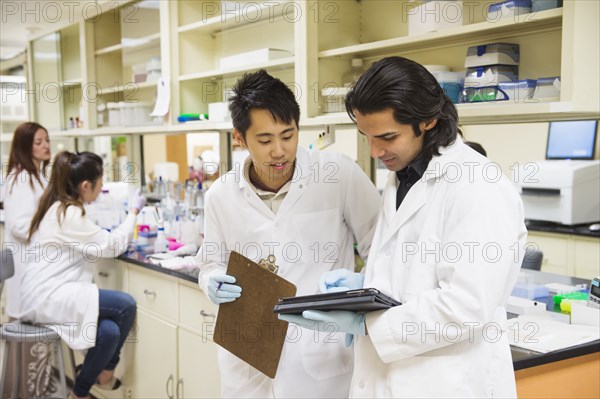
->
[213, 251, 297, 378]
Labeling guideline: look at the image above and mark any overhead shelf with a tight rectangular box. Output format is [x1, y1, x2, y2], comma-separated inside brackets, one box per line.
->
[178, 0, 293, 35]
[302, 101, 600, 127]
[98, 80, 157, 95]
[319, 8, 563, 58]
[179, 57, 295, 82]
[95, 32, 161, 56]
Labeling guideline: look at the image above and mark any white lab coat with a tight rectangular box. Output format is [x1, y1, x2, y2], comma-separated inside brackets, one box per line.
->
[18, 202, 136, 350]
[2, 170, 47, 318]
[351, 140, 527, 398]
[197, 147, 381, 398]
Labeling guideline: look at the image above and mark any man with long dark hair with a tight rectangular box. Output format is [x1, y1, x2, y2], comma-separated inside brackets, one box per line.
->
[282, 57, 527, 398]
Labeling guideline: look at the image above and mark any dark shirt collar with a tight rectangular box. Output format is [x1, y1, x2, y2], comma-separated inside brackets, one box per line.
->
[395, 154, 428, 181]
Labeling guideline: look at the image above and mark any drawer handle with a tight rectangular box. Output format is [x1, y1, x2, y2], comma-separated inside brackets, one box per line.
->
[143, 289, 157, 298]
[176, 378, 183, 399]
[98, 272, 109, 278]
[166, 374, 174, 399]
[200, 310, 216, 320]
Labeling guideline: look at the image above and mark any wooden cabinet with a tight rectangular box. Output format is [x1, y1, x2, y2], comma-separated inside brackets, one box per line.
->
[123, 265, 220, 399]
[128, 309, 178, 398]
[303, 0, 598, 125]
[24, 0, 599, 137]
[177, 327, 220, 399]
[85, 0, 163, 131]
[528, 231, 600, 279]
[573, 237, 600, 280]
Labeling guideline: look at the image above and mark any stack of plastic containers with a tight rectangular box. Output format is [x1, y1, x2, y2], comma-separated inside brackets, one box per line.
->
[462, 42, 534, 103]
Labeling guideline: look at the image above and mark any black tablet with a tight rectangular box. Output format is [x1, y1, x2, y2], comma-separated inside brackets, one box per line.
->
[273, 288, 401, 314]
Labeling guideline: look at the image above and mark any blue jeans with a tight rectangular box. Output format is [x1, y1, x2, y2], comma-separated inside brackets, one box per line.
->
[72, 290, 136, 397]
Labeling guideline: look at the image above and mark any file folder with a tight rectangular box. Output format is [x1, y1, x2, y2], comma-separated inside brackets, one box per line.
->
[273, 288, 401, 314]
[213, 251, 296, 379]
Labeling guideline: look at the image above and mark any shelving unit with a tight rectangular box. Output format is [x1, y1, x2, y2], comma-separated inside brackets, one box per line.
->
[306, 0, 585, 124]
[23, 1, 599, 138]
[172, 0, 296, 120]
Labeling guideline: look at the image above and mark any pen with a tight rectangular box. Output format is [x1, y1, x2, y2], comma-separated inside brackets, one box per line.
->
[217, 282, 223, 291]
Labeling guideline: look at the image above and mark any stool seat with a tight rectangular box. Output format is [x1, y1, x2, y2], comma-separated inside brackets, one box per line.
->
[1, 249, 75, 398]
[1, 321, 61, 343]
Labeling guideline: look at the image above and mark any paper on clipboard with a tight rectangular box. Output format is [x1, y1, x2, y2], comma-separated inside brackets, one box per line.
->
[213, 251, 296, 379]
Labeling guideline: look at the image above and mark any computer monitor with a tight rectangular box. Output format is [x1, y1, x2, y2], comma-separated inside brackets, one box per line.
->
[546, 120, 598, 160]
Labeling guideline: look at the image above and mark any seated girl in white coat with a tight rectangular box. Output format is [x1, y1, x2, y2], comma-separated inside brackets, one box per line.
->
[19, 151, 146, 399]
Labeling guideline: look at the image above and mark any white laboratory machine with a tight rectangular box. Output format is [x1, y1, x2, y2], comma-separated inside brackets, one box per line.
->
[516, 161, 600, 225]
[514, 120, 599, 225]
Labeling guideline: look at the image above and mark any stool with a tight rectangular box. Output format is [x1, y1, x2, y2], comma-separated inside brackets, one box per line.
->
[0, 321, 71, 399]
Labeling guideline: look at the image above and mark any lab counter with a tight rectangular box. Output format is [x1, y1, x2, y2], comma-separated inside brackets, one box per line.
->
[119, 253, 599, 371]
[119, 250, 199, 284]
[526, 219, 600, 238]
[509, 270, 600, 371]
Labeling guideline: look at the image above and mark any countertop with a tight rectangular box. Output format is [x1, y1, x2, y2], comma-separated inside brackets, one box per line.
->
[509, 270, 600, 370]
[526, 219, 600, 238]
[118, 254, 600, 371]
[119, 250, 199, 283]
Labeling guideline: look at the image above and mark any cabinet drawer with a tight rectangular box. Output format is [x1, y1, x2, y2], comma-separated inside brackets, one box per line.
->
[128, 267, 178, 321]
[528, 233, 568, 268]
[179, 284, 217, 337]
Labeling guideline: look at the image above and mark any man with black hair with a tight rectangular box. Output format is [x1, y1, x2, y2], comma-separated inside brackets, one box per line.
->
[282, 57, 527, 398]
[196, 70, 380, 398]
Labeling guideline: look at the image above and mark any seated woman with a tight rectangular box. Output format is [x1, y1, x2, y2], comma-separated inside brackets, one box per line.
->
[18, 151, 146, 399]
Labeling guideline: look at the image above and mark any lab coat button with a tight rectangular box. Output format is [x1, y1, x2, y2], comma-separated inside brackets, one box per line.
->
[359, 380, 365, 389]
[299, 184, 303, 189]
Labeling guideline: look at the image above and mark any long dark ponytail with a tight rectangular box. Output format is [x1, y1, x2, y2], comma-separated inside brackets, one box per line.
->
[28, 151, 103, 242]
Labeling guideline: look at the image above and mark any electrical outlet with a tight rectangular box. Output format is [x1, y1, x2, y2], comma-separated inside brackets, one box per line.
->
[317, 125, 336, 150]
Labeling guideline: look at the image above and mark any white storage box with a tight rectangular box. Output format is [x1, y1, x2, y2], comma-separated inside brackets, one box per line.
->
[497, 79, 536, 102]
[464, 65, 518, 88]
[465, 43, 520, 68]
[408, 0, 463, 36]
[487, 0, 532, 21]
[107, 102, 121, 127]
[532, 76, 561, 101]
[322, 87, 349, 114]
[219, 48, 293, 70]
[208, 102, 231, 122]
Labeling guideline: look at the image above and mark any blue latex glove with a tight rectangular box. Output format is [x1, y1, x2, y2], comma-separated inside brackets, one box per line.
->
[319, 269, 365, 293]
[129, 189, 147, 212]
[279, 310, 366, 347]
[207, 274, 242, 304]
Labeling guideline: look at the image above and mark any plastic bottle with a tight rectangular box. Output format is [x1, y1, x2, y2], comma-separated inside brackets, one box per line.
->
[342, 58, 365, 87]
[97, 99, 107, 127]
[154, 226, 169, 253]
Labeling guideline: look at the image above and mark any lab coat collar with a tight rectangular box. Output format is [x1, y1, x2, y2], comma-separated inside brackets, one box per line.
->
[421, 138, 464, 182]
[380, 138, 463, 245]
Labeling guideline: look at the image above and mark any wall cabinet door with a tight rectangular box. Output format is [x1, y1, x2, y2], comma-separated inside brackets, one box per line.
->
[528, 232, 570, 275]
[573, 238, 600, 280]
[129, 309, 178, 399]
[177, 328, 220, 399]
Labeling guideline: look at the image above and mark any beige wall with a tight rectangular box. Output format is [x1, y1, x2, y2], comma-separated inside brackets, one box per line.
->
[462, 122, 600, 177]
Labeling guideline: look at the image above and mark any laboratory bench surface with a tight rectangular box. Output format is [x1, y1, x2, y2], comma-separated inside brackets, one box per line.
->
[526, 219, 600, 238]
[119, 253, 600, 373]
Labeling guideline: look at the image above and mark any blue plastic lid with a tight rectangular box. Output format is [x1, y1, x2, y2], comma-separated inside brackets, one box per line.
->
[488, 0, 532, 12]
[498, 79, 537, 89]
[537, 76, 560, 85]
